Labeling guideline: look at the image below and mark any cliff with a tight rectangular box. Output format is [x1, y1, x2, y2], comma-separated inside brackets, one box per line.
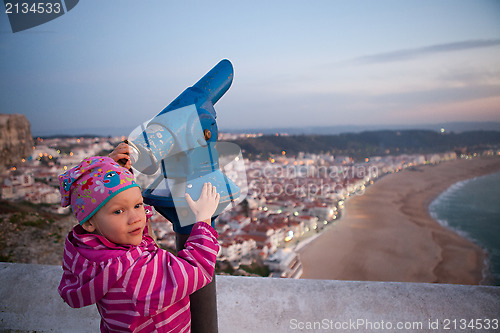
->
[0, 114, 33, 169]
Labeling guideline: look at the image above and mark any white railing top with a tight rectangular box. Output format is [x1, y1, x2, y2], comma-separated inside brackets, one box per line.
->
[1, 262, 499, 332]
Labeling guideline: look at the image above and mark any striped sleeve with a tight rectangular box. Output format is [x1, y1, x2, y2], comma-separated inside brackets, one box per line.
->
[58, 237, 130, 309]
[123, 222, 219, 317]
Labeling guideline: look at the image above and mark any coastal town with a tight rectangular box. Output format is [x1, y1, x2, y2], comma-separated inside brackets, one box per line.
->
[0, 134, 496, 278]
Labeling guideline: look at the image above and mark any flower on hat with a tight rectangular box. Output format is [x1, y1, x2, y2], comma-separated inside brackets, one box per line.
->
[59, 156, 141, 225]
[94, 180, 106, 194]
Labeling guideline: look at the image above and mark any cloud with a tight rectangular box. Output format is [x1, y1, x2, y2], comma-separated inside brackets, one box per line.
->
[354, 39, 500, 64]
[371, 84, 500, 106]
[437, 68, 500, 85]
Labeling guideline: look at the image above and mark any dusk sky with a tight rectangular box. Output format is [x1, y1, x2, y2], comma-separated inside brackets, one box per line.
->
[1, 0, 499, 136]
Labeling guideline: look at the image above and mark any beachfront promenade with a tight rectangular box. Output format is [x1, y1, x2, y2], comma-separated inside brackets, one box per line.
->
[1, 262, 499, 332]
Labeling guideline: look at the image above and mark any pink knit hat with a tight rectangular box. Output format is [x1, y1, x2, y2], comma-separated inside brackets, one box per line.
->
[59, 156, 140, 225]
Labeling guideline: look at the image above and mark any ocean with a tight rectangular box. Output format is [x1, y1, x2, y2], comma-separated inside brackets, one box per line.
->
[429, 171, 500, 286]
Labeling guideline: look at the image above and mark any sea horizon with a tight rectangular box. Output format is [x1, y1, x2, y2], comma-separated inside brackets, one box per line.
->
[28, 120, 500, 138]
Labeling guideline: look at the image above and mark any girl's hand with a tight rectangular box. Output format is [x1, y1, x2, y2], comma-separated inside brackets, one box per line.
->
[185, 183, 220, 224]
[109, 142, 131, 170]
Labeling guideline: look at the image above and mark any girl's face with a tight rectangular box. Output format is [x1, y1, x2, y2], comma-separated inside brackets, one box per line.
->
[83, 187, 146, 246]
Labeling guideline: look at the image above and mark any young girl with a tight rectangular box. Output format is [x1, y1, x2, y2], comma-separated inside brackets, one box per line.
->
[58, 156, 220, 332]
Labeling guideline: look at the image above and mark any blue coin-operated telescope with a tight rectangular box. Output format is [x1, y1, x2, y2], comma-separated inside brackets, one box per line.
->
[128, 59, 245, 234]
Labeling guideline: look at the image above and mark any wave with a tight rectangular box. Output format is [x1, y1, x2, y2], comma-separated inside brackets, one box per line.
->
[429, 172, 500, 285]
[430, 212, 492, 284]
[429, 211, 475, 242]
[429, 177, 474, 208]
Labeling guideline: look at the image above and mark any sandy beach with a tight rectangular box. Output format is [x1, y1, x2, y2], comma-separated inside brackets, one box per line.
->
[299, 157, 500, 285]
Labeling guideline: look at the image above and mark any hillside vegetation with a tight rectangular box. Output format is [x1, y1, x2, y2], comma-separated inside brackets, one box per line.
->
[228, 130, 500, 160]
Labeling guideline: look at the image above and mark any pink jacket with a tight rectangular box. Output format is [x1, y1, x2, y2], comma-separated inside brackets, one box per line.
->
[58, 222, 219, 333]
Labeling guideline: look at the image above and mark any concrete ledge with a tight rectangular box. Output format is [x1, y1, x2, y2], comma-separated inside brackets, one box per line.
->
[1, 262, 499, 332]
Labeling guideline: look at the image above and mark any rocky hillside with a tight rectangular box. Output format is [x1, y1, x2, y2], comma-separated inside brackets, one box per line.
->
[0, 114, 33, 169]
[0, 200, 77, 265]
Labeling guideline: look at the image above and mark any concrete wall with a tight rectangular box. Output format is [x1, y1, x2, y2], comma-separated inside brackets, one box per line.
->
[1, 262, 499, 332]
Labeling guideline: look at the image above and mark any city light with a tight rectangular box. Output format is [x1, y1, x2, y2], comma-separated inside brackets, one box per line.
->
[5, 130, 483, 284]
